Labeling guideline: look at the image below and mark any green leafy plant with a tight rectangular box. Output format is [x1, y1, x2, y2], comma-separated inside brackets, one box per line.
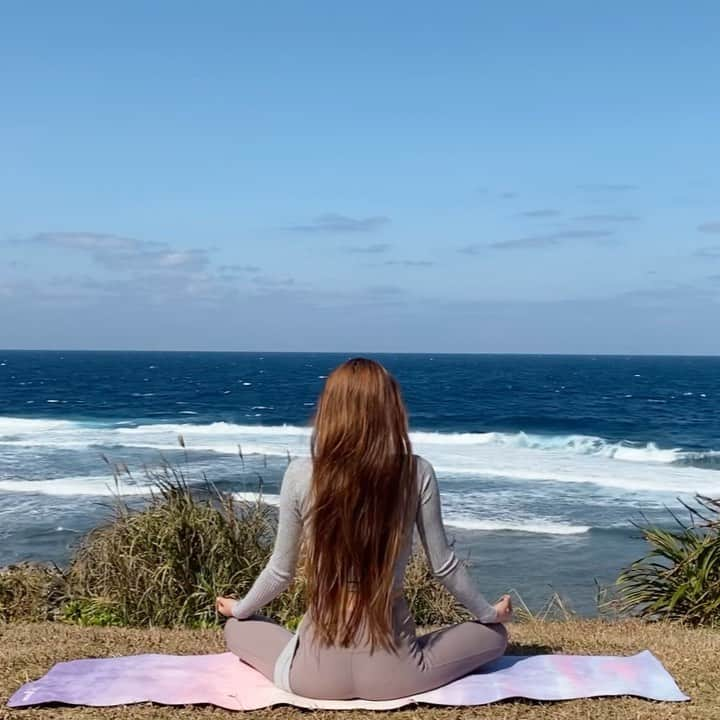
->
[617, 495, 720, 626]
[61, 598, 125, 626]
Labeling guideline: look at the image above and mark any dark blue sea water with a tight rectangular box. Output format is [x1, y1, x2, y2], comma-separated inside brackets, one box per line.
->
[2, 351, 719, 614]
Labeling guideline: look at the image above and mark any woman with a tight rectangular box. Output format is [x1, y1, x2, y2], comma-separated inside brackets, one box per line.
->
[216, 358, 511, 701]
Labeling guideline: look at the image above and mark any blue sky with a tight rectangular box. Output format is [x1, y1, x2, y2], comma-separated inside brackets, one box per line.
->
[2, 1, 719, 353]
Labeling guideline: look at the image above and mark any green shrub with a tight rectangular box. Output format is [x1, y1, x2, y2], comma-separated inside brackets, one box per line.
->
[617, 495, 720, 627]
[0, 563, 65, 623]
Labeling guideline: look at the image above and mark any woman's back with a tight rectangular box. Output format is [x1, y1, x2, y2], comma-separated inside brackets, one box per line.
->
[228, 454, 498, 635]
[283, 454, 499, 620]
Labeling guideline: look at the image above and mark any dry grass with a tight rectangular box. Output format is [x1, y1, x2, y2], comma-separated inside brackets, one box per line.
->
[0, 565, 65, 623]
[2, 620, 719, 719]
[402, 551, 470, 626]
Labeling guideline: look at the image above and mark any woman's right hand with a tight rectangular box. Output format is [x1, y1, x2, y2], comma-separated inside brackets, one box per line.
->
[493, 594, 513, 623]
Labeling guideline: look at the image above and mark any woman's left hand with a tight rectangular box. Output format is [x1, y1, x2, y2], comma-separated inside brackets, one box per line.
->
[216, 597, 236, 618]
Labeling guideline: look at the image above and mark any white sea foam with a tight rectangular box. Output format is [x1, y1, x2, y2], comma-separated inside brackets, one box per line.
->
[0, 474, 284, 502]
[0, 476, 152, 496]
[411, 430, 684, 463]
[1, 416, 720, 497]
[432, 460, 719, 495]
[233, 491, 281, 505]
[444, 518, 590, 535]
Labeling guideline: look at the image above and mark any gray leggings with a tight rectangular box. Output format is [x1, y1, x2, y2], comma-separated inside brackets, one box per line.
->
[224, 601, 507, 701]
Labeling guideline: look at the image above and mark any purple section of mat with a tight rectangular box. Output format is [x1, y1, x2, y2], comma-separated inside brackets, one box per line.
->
[7, 650, 689, 711]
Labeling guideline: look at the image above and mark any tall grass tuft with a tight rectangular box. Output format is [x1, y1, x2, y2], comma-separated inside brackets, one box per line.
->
[617, 495, 720, 627]
[66, 464, 278, 628]
[509, 588, 576, 623]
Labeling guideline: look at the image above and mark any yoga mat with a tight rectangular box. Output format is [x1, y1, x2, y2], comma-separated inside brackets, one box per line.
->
[7, 650, 688, 711]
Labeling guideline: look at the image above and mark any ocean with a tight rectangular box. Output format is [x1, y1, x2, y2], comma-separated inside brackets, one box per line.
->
[1, 350, 719, 615]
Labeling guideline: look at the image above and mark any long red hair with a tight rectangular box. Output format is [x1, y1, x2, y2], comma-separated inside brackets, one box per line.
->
[305, 358, 416, 651]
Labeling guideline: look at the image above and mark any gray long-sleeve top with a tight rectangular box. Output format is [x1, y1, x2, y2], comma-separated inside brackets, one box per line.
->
[232, 455, 497, 625]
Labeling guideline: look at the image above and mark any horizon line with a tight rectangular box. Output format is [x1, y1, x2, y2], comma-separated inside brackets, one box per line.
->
[1, 348, 719, 359]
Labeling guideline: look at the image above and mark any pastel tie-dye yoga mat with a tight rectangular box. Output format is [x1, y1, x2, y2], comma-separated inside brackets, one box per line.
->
[8, 650, 688, 711]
